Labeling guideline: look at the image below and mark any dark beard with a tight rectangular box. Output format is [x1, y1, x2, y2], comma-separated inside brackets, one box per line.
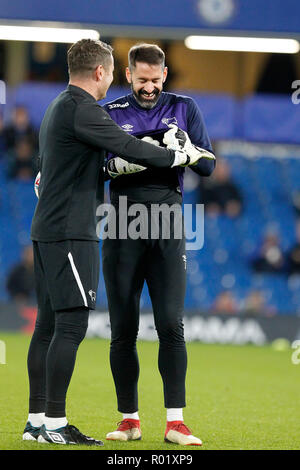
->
[132, 85, 161, 109]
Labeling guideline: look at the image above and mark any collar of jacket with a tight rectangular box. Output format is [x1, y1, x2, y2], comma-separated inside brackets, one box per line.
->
[67, 84, 96, 102]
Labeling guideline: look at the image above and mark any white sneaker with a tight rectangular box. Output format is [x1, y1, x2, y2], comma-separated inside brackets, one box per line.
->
[106, 419, 141, 441]
[164, 421, 202, 446]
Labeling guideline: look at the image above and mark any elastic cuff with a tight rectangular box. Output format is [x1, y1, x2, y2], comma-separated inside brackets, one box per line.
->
[171, 151, 188, 167]
[46, 400, 66, 418]
[29, 398, 46, 414]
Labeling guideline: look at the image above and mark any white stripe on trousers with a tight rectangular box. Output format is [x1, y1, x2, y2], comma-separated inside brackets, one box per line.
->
[67, 252, 88, 308]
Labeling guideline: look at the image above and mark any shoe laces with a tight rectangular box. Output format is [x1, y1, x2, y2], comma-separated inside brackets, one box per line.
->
[117, 419, 139, 431]
[68, 424, 94, 441]
[169, 421, 192, 435]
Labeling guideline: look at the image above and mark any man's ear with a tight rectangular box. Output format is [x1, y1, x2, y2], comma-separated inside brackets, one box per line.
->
[95, 64, 104, 81]
[162, 66, 168, 83]
[125, 67, 132, 84]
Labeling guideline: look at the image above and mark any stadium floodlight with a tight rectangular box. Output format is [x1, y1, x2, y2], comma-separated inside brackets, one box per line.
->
[0, 25, 99, 43]
[184, 35, 300, 54]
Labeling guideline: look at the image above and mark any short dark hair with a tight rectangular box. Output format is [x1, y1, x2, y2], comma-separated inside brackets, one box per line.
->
[67, 38, 113, 78]
[128, 43, 165, 71]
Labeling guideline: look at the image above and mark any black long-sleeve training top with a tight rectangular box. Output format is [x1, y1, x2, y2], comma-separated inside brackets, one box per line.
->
[31, 85, 178, 242]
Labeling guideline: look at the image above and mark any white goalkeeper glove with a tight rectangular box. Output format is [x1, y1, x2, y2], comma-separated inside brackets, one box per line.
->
[141, 135, 160, 147]
[143, 131, 190, 168]
[107, 157, 146, 179]
[34, 171, 41, 198]
[163, 124, 215, 166]
[106, 136, 161, 178]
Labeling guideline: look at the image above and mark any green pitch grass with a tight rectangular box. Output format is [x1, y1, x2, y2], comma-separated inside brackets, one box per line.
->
[0, 331, 300, 450]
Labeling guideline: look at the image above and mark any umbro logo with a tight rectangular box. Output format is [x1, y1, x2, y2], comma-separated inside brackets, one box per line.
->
[88, 290, 96, 302]
[46, 431, 66, 444]
[122, 123, 134, 132]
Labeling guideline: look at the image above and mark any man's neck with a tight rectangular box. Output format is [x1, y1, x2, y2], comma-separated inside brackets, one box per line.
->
[69, 80, 98, 101]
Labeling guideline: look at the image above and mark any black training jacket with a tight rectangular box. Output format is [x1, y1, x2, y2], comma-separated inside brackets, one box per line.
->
[31, 85, 176, 242]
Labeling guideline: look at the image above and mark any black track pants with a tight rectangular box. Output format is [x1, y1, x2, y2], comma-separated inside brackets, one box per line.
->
[102, 230, 187, 413]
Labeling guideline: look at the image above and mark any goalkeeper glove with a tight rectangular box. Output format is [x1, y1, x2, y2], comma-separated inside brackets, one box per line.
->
[163, 124, 215, 166]
[106, 136, 161, 178]
[107, 157, 146, 179]
[141, 135, 160, 147]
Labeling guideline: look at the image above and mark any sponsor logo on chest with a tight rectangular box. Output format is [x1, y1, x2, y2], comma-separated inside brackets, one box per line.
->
[107, 102, 130, 109]
[121, 123, 134, 132]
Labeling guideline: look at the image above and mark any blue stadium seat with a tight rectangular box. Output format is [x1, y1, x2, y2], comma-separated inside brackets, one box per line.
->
[1, 84, 300, 316]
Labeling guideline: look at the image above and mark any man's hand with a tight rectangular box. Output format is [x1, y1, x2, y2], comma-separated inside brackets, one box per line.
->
[163, 124, 215, 166]
[107, 157, 146, 179]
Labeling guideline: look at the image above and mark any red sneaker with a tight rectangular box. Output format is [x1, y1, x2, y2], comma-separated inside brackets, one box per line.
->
[164, 421, 202, 446]
[106, 419, 141, 441]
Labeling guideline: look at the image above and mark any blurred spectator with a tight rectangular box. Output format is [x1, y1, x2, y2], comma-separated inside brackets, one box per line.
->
[251, 230, 285, 273]
[286, 219, 300, 275]
[291, 190, 300, 216]
[3, 106, 38, 150]
[211, 290, 239, 315]
[6, 136, 37, 181]
[242, 290, 277, 317]
[199, 158, 243, 218]
[28, 42, 69, 83]
[6, 245, 35, 304]
[111, 54, 130, 87]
